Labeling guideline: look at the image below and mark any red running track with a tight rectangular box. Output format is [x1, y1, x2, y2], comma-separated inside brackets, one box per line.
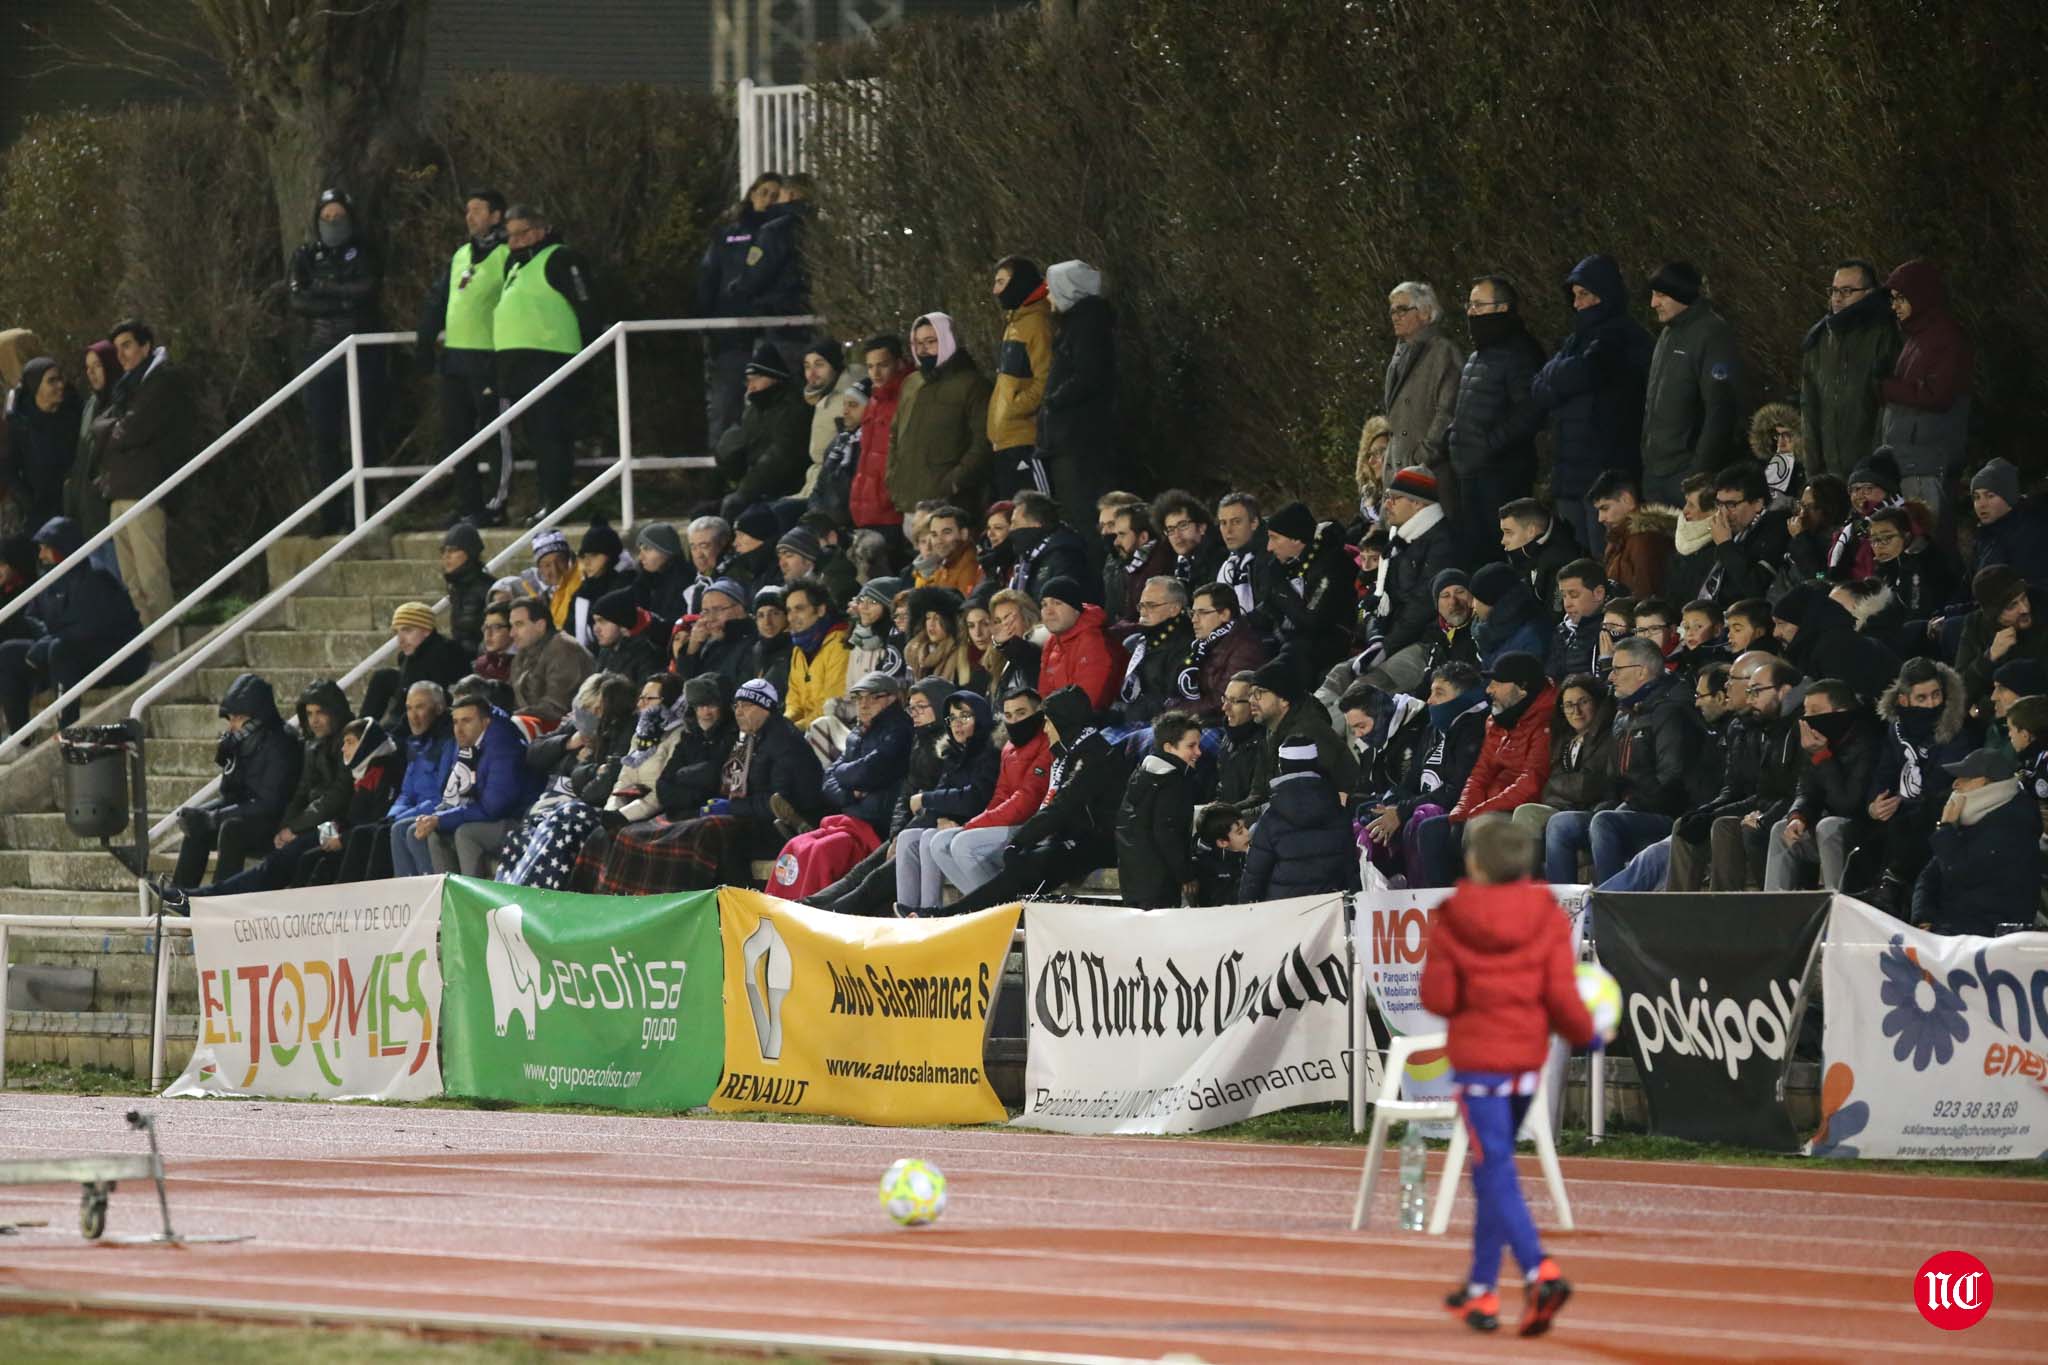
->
[0, 1095, 2042, 1362]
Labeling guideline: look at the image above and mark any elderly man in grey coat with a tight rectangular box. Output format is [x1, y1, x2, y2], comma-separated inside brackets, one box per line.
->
[1379, 280, 1464, 524]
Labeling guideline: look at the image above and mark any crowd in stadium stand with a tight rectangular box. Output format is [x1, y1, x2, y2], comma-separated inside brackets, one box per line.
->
[1, 172, 2040, 936]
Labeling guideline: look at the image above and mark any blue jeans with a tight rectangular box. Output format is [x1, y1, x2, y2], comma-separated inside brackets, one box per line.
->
[1543, 810, 1593, 885]
[1589, 810, 1673, 884]
[1598, 836, 1671, 892]
[1412, 813, 1465, 889]
[390, 817, 437, 878]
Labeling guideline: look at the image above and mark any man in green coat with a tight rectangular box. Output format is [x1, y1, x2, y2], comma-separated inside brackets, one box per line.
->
[887, 312, 993, 515]
[717, 340, 814, 519]
[1799, 258, 1901, 480]
[1640, 260, 1744, 506]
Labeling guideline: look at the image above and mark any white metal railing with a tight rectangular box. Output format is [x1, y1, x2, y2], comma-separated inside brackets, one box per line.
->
[0, 913, 191, 1089]
[134, 315, 819, 853]
[737, 78, 812, 193]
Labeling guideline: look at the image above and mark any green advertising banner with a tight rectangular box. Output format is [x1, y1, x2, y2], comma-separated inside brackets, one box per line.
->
[440, 877, 724, 1110]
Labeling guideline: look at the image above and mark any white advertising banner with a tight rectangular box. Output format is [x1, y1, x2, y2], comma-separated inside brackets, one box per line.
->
[1014, 896, 1351, 1135]
[165, 875, 445, 1102]
[1358, 884, 1587, 1136]
[1810, 897, 2048, 1161]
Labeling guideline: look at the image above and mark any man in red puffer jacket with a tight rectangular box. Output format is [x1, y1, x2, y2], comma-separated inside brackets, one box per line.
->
[1411, 651, 1555, 887]
[1035, 577, 1124, 715]
[851, 333, 910, 534]
[1419, 818, 1595, 1338]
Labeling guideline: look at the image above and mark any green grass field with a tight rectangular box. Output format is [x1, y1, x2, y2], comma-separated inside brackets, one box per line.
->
[0, 1313, 834, 1365]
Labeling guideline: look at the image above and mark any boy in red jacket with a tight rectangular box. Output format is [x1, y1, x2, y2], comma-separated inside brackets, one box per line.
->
[1418, 818, 1595, 1337]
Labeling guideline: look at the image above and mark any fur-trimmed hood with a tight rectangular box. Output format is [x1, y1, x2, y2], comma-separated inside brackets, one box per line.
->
[1748, 401, 1802, 459]
[1841, 583, 1896, 630]
[1876, 660, 1968, 743]
[1625, 504, 1680, 537]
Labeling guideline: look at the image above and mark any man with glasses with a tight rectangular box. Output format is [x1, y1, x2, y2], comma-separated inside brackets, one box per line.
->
[1380, 282, 1462, 489]
[1800, 259, 1901, 480]
[1151, 488, 1227, 590]
[1180, 583, 1268, 727]
[1698, 463, 1789, 605]
[1447, 276, 1547, 561]
[1546, 636, 1706, 884]
[1115, 575, 1194, 728]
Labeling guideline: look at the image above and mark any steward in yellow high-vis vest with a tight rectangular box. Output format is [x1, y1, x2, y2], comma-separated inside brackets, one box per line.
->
[417, 188, 512, 524]
[495, 204, 600, 524]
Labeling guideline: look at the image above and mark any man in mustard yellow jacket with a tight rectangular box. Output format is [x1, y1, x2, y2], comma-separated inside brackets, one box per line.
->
[987, 255, 1053, 501]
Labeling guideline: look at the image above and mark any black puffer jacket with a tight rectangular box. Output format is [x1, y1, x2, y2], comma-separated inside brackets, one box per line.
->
[1776, 585, 1900, 704]
[1012, 685, 1129, 862]
[211, 673, 302, 828]
[1115, 750, 1198, 909]
[1790, 708, 1883, 825]
[914, 689, 999, 828]
[287, 189, 381, 352]
[1009, 524, 1092, 599]
[1036, 272, 1116, 468]
[717, 378, 813, 506]
[1241, 771, 1361, 902]
[445, 561, 491, 656]
[1610, 673, 1707, 816]
[283, 680, 357, 835]
[1447, 314, 1547, 478]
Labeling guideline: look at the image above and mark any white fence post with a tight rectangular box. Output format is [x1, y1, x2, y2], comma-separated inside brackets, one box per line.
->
[346, 339, 367, 531]
[737, 76, 759, 194]
[615, 335, 635, 530]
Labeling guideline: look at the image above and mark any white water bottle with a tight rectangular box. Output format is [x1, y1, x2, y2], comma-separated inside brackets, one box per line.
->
[1397, 1123, 1427, 1231]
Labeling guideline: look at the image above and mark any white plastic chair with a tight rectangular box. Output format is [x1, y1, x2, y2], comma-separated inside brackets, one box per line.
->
[1350, 1031, 1574, 1234]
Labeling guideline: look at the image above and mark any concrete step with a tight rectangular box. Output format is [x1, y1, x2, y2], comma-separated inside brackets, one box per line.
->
[147, 704, 228, 740]
[2, 811, 150, 853]
[288, 594, 435, 633]
[142, 737, 223, 775]
[0, 850, 176, 891]
[242, 629, 390, 671]
[0, 886, 143, 917]
[11, 930, 197, 1015]
[2, 1012, 198, 1078]
[391, 526, 594, 562]
[300, 558, 445, 598]
[148, 772, 222, 811]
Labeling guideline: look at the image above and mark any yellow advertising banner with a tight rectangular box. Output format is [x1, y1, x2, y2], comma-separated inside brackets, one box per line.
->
[713, 888, 1019, 1125]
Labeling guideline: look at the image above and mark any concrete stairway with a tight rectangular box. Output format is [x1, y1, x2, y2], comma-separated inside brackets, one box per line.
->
[0, 524, 538, 1079]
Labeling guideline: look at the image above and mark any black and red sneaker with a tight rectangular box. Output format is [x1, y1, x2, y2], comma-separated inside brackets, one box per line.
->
[1444, 1286, 1500, 1333]
[1519, 1258, 1572, 1337]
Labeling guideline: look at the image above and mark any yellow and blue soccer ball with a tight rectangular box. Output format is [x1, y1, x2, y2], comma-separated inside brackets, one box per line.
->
[879, 1157, 947, 1227]
[1576, 962, 1623, 1044]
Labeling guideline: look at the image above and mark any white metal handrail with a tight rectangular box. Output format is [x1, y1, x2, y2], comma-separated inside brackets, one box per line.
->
[0, 913, 191, 1090]
[136, 314, 820, 850]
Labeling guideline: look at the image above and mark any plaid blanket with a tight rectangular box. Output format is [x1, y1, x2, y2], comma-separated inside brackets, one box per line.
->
[569, 813, 745, 895]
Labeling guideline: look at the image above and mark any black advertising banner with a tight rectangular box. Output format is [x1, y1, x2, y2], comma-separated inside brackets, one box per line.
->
[1591, 892, 1829, 1150]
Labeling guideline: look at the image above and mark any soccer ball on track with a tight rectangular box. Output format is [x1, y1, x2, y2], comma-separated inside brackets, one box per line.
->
[1576, 962, 1622, 1044]
[879, 1157, 947, 1227]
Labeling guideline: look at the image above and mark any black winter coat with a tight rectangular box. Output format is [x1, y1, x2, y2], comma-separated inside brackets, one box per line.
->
[1170, 526, 1228, 592]
[1507, 518, 1584, 611]
[1116, 751, 1198, 909]
[728, 713, 825, 855]
[1611, 674, 1707, 816]
[1037, 293, 1116, 466]
[1700, 514, 1792, 606]
[1447, 317, 1547, 478]
[288, 226, 381, 352]
[917, 700, 1001, 827]
[1397, 700, 1488, 820]
[1790, 710, 1883, 825]
[1780, 591, 1900, 704]
[1545, 611, 1601, 683]
[1117, 615, 1193, 726]
[1263, 527, 1357, 678]
[595, 625, 668, 685]
[1216, 722, 1264, 805]
[1540, 708, 1622, 811]
[445, 562, 491, 656]
[1378, 511, 1461, 657]
[656, 714, 738, 814]
[211, 673, 301, 828]
[1241, 772, 1361, 902]
[1875, 544, 1961, 620]
[1013, 688, 1128, 862]
[691, 618, 759, 689]
[1009, 524, 1092, 600]
[1914, 791, 2041, 936]
[399, 630, 471, 702]
[1533, 255, 1653, 498]
[283, 680, 356, 835]
[718, 379, 813, 507]
[731, 200, 811, 318]
[18, 516, 142, 662]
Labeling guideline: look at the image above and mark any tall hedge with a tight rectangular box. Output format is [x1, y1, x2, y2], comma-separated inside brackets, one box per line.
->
[805, 0, 2048, 506]
[0, 77, 733, 582]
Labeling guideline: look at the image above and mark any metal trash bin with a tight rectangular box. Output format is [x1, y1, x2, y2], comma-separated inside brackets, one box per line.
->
[59, 723, 135, 839]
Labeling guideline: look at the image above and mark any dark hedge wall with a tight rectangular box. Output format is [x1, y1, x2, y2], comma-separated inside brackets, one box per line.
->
[804, 0, 2048, 509]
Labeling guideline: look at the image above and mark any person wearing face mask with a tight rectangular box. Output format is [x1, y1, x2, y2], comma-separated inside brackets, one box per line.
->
[985, 256, 1054, 501]
[494, 203, 603, 526]
[1767, 678, 1881, 891]
[289, 188, 385, 533]
[1532, 256, 1654, 555]
[1857, 658, 1978, 911]
[1446, 275, 1548, 562]
[888, 312, 993, 517]
[1879, 258, 1975, 517]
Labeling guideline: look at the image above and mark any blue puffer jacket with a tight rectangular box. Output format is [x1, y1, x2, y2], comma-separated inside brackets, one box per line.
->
[821, 698, 914, 834]
[1533, 256, 1653, 499]
[1474, 579, 1553, 669]
[388, 715, 457, 822]
[1240, 771, 1361, 902]
[28, 516, 144, 657]
[436, 707, 534, 831]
